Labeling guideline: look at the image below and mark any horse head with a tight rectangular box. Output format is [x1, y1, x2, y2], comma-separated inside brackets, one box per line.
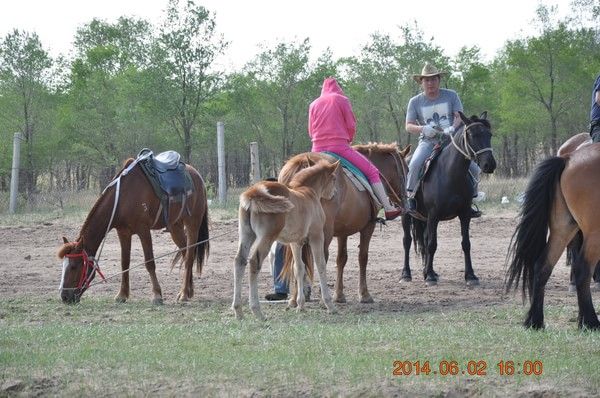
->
[458, 111, 496, 174]
[57, 237, 101, 303]
[321, 160, 340, 200]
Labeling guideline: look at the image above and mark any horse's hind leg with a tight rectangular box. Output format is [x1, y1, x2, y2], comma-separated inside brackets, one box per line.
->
[358, 223, 375, 303]
[401, 215, 413, 282]
[458, 214, 478, 286]
[573, 235, 600, 329]
[526, 192, 577, 329]
[138, 229, 164, 305]
[310, 234, 336, 314]
[232, 212, 255, 320]
[334, 236, 348, 303]
[247, 237, 272, 320]
[115, 229, 133, 303]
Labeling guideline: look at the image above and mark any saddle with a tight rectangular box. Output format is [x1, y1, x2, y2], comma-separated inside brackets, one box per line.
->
[321, 151, 381, 213]
[136, 148, 194, 226]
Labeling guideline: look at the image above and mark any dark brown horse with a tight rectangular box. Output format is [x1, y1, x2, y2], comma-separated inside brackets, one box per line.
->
[401, 112, 496, 286]
[506, 143, 600, 329]
[58, 156, 209, 304]
[278, 143, 409, 304]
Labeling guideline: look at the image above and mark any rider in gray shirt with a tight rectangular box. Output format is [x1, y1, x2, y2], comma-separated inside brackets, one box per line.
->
[405, 63, 481, 217]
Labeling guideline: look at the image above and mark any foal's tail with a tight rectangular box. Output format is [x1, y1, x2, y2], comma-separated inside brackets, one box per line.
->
[195, 204, 210, 275]
[505, 156, 566, 299]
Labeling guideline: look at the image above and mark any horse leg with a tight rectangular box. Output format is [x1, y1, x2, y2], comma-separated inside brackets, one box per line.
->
[573, 236, 600, 329]
[594, 262, 600, 290]
[232, 221, 255, 320]
[423, 218, 439, 286]
[138, 229, 164, 305]
[525, 192, 577, 329]
[247, 237, 272, 321]
[176, 220, 200, 302]
[334, 236, 348, 303]
[310, 233, 336, 314]
[459, 214, 479, 286]
[290, 243, 307, 311]
[115, 229, 132, 303]
[401, 215, 413, 282]
[358, 223, 376, 303]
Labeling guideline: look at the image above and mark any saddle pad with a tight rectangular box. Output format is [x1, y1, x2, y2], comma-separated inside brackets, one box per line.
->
[322, 151, 381, 208]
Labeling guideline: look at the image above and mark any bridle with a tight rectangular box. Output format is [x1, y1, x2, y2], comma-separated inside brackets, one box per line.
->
[450, 122, 493, 160]
[62, 250, 106, 291]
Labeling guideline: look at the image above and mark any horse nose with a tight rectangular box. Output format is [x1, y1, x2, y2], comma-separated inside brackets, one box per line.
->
[61, 290, 77, 304]
[480, 154, 496, 173]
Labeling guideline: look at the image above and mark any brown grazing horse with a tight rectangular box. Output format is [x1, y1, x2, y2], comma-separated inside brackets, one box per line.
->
[278, 143, 409, 304]
[232, 159, 339, 320]
[506, 143, 600, 329]
[556, 133, 600, 291]
[58, 157, 209, 304]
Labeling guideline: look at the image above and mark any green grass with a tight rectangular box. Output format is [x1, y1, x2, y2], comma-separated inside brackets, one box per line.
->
[1, 297, 599, 396]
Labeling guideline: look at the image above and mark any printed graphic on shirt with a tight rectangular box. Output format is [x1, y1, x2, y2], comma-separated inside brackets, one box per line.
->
[421, 102, 451, 129]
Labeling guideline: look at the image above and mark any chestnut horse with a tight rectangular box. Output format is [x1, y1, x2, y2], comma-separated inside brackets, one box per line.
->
[506, 143, 600, 329]
[58, 156, 209, 304]
[232, 159, 339, 320]
[556, 133, 600, 291]
[278, 143, 409, 304]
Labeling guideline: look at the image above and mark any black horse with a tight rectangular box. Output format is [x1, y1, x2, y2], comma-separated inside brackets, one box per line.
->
[401, 111, 497, 286]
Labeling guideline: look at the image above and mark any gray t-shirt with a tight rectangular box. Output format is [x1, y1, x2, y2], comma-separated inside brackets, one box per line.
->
[406, 88, 463, 130]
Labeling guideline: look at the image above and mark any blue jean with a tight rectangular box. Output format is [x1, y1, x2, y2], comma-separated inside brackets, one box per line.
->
[272, 242, 288, 294]
[406, 136, 480, 197]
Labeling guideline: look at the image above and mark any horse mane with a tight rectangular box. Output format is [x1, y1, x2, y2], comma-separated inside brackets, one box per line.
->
[288, 160, 331, 189]
[354, 142, 399, 155]
[75, 158, 134, 244]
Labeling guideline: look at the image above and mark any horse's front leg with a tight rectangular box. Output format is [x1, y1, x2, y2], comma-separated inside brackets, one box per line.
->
[334, 236, 348, 303]
[458, 214, 478, 286]
[424, 218, 439, 286]
[358, 223, 376, 303]
[310, 233, 336, 314]
[401, 215, 413, 282]
[138, 229, 164, 305]
[115, 229, 133, 303]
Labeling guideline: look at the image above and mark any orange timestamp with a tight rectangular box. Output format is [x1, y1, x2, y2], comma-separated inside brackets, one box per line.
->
[392, 360, 543, 376]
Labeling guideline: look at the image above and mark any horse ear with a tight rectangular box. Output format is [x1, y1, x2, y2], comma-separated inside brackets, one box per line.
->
[458, 111, 470, 125]
[479, 111, 488, 120]
[399, 145, 411, 158]
[306, 156, 316, 167]
[331, 160, 341, 172]
[62, 237, 69, 244]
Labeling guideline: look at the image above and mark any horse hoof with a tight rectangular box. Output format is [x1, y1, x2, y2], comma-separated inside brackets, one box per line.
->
[400, 276, 412, 283]
[360, 295, 374, 304]
[334, 294, 346, 303]
[466, 279, 480, 287]
[152, 298, 164, 305]
[114, 296, 127, 303]
[327, 306, 338, 315]
[287, 300, 298, 309]
[425, 279, 438, 287]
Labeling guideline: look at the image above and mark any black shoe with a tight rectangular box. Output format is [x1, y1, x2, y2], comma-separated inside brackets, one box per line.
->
[406, 198, 417, 213]
[470, 205, 482, 218]
[265, 292, 288, 301]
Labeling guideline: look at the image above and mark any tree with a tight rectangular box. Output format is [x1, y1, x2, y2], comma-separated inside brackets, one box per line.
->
[0, 29, 52, 203]
[152, 0, 227, 162]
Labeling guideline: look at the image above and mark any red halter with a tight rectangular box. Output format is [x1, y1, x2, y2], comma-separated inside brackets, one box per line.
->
[65, 250, 106, 290]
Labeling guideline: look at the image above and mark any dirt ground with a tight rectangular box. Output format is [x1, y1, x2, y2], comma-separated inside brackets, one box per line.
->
[0, 209, 579, 312]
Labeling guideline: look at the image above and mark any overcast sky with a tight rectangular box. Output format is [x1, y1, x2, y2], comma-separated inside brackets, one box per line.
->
[0, 0, 574, 70]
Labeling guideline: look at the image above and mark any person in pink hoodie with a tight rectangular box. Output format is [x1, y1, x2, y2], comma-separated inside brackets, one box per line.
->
[308, 77, 402, 220]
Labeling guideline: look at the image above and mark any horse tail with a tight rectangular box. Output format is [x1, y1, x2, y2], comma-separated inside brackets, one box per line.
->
[280, 244, 315, 288]
[411, 218, 427, 263]
[505, 156, 566, 298]
[195, 204, 210, 275]
[240, 185, 294, 214]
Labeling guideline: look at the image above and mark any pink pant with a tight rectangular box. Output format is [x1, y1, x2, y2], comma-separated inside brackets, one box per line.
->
[312, 144, 381, 183]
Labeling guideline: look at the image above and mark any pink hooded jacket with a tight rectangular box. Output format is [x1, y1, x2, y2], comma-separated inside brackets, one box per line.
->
[308, 77, 357, 150]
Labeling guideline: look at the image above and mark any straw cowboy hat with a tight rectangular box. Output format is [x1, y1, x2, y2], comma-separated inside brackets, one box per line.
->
[412, 63, 448, 83]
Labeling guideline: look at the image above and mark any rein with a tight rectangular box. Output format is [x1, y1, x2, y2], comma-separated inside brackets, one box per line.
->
[450, 122, 493, 160]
